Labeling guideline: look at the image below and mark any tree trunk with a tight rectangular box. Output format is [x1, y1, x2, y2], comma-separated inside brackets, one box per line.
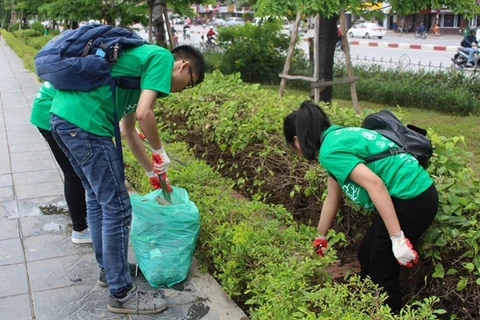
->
[316, 14, 338, 103]
[9, 0, 16, 26]
[149, 0, 167, 48]
[148, 3, 153, 43]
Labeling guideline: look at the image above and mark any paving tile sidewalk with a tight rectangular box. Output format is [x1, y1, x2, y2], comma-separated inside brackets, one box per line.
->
[0, 37, 247, 320]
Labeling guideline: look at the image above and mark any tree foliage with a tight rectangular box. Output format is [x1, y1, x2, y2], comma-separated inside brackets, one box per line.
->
[255, 0, 480, 19]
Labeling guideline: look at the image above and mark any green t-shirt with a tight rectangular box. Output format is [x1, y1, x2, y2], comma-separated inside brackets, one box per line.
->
[319, 126, 433, 211]
[50, 44, 174, 137]
[30, 81, 57, 131]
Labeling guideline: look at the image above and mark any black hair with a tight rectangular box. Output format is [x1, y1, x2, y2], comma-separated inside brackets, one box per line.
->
[283, 101, 331, 161]
[171, 45, 205, 85]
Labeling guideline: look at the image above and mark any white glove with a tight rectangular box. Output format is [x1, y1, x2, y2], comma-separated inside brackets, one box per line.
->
[152, 147, 170, 175]
[390, 231, 418, 268]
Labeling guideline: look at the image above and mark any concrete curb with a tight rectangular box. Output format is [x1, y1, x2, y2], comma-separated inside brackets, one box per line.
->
[349, 40, 458, 52]
[189, 258, 249, 320]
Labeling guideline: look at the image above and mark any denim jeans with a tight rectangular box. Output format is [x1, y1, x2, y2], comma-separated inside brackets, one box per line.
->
[50, 114, 132, 296]
[463, 47, 477, 63]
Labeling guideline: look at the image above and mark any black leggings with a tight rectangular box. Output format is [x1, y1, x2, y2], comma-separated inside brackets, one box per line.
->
[39, 128, 87, 231]
[358, 184, 438, 313]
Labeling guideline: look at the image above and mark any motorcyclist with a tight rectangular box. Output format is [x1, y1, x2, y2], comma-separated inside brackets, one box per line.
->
[417, 23, 426, 35]
[462, 28, 479, 67]
[183, 23, 191, 38]
[206, 26, 216, 45]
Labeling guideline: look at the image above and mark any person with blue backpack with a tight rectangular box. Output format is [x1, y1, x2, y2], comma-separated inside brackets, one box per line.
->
[35, 24, 205, 315]
[283, 101, 438, 313]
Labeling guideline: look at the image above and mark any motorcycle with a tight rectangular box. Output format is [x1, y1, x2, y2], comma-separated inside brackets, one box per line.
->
[451, 46, 480, 69]
[415, 31, 427, 39]
[201, 33, 217, 47]
[183, 28, 191, 40]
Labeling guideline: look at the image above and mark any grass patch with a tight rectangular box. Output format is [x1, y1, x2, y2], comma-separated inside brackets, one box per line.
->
[261, 84, 480, 172]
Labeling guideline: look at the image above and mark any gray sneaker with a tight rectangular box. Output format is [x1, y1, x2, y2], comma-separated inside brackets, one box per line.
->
[71, 228, 92, 244]
[98, 263, 141, 287]
[108, 286, 168, 314]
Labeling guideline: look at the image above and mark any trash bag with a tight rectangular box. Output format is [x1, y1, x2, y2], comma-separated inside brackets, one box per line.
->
[130, 186, 200, 287]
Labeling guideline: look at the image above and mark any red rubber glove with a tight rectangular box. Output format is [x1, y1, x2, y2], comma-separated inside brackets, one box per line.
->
[390, 231, 418, 267]
[146, 171, 172, 192]
[312, 235, 328, 256]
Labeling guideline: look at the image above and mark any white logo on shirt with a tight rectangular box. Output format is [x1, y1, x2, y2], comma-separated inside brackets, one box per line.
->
[342, 184, 360, 202]
[362, 131, 376, 140]
[125, 104, 137, 111]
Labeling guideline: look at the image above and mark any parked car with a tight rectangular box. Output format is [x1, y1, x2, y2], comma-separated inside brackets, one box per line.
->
[224, 17, 245, 27]
[347, 22, 386, 39]
[210, 18, 226, 27]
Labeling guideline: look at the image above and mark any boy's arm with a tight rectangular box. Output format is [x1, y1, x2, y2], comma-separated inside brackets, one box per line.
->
[135, 89, 162, 150]
[135, 89, 171, 175]
[121, 112, 153, 172]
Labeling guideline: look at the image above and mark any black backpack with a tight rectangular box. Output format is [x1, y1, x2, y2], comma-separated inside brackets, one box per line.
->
[361, 110, 433, 169]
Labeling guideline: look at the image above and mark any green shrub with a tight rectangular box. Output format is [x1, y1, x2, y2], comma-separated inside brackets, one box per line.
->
[333, 65, 480, 115]
[30, 22, 45, 34]
[26, 34, 54, 50]
[0, 30, 37, 72]
[7, 23, 21, 32]
[217, 22, 292, 84]
[14, 29, 42, 39]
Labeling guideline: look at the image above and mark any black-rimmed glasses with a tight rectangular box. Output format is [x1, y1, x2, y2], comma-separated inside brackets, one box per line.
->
[184, 64, 194, 89]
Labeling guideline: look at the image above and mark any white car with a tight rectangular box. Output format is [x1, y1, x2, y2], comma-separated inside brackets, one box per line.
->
[347, 22, 386, 39]
[210, 18, 226, 27]
[224, 17, 245, 27]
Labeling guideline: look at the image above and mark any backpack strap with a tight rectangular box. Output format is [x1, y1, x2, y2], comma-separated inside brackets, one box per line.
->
[364, 147, 407, 164]
[109, 80, 125, 181]
[114, 76, 141, 89]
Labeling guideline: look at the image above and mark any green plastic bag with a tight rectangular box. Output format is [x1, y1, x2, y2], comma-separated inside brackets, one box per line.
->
[130, 186, 200, 287]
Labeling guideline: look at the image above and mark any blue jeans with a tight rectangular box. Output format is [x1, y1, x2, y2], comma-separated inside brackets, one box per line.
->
[50, 114, 132, 296]
[463, 47, 477, 63]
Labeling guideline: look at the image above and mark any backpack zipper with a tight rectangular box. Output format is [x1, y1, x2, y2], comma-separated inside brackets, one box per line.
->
[82, 39, 93, 57]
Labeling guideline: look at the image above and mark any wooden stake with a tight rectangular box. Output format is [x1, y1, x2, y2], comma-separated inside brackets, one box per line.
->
[340, 8, 361, 113]
[279, 11, 303, 97]
[313, 14, 320, 102]
[164, 9, 174, 49]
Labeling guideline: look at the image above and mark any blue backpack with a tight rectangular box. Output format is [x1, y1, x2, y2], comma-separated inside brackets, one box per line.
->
[34, 23, 146, 91]
[35, 23, 147, 180]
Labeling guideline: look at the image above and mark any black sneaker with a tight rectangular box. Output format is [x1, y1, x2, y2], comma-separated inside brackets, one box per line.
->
[98, 263, 141, 287]
[108, 285, 168, 314]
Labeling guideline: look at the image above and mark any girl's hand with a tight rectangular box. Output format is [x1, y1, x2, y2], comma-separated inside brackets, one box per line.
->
[390, 231, 418, 267]
[313, 235, 328, 256]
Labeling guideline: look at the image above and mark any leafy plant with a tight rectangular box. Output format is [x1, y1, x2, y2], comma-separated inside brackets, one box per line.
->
[216, 22, 292, 84]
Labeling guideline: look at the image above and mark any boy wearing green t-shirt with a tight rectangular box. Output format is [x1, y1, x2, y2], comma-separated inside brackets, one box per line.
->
[49, 45, 205, 315]
[283, 101, 438, 314]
